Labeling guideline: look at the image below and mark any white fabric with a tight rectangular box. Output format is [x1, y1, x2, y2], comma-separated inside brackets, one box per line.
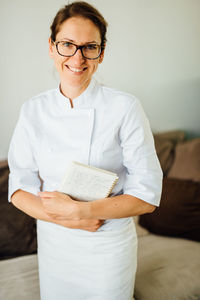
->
[8, 79, 162, 299]
[37, 218, 137, 300]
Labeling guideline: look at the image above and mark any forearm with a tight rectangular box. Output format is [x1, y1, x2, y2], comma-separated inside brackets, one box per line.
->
[11, 189, 104, 231]
[79, 194, 156, 220]
[11, 189, 54, 222]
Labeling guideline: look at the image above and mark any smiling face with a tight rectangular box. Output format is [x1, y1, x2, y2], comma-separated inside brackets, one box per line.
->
[49, 17, 104, 98]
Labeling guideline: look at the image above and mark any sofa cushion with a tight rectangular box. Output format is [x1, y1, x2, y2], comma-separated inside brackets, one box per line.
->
[0, 254, 40, 300]
[168, 138, 200, 182]
[0, 161, 37, 260]
[139, 177, 200, 242]
[134, 234, 200, 300]
[153, 130, 185, 175]
[133, 216, 149, 237]
[154, 130, 185, 143]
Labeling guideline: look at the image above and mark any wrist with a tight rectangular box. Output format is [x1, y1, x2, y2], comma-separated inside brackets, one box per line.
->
[77, 201, 92, 219]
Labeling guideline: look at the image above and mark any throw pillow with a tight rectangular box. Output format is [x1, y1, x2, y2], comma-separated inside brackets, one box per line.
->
[153, 130, 185, 175]
[0, 161, 37, 260]
[154, 130, 185, 144]
[139, 177, 200, 242]
[168, 138, 200, 182]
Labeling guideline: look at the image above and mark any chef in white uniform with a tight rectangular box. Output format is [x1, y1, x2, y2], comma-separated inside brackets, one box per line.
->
[8, 2, 163, 300]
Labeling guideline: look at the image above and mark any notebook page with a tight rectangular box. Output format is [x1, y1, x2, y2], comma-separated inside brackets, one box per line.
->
[58, 162, 118, 201]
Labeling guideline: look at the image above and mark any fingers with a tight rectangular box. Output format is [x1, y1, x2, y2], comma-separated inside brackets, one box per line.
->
[38, 191, 57, 198]
[88, 219, 104, 231]
[57, 218, 104, 232]
[38, 191, 71, 201]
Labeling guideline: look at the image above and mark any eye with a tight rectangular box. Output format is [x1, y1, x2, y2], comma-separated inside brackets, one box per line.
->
[61, 42, 73, 48]
[85, 44, 98, 51]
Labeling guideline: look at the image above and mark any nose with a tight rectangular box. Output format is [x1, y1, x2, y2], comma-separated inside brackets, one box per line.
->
[71, 48, 85, 64]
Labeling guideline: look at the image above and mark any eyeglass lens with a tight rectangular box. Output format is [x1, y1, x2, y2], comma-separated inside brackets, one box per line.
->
[57, 42, 101, 59]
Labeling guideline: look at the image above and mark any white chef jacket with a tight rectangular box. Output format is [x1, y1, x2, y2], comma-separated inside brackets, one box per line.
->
[8, 78, 162, 230]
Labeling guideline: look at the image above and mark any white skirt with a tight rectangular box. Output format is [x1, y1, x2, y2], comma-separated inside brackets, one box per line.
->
[37, 218, 138, 300]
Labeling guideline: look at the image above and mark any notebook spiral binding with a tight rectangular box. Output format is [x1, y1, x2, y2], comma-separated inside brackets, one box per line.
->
[105, 177, 119, 197]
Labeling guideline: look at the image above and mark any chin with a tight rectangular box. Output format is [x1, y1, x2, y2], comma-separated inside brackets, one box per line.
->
[63, 74, 91, 88]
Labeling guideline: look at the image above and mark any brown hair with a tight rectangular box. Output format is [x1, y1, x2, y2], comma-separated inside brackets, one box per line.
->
[50, 1, 108, 49]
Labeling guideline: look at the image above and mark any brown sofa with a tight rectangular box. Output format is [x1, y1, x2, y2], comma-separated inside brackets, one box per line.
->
[0, 130, 200, 300]
[134, 131, 200, 300]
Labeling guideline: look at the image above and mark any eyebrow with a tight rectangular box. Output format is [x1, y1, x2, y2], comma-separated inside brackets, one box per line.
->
[59, 38, 98, 44]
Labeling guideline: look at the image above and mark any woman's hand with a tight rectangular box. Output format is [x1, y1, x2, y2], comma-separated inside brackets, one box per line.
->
[55, 218, 104, 232]
[38, 191, 104, 232]
[38, 191, 79, 220]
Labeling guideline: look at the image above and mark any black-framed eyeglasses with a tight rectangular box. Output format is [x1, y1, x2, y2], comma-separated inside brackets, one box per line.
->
[53, 41, 102, 60]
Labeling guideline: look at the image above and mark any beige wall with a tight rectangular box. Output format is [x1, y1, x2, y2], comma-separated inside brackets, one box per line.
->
[0, 0, 200, 159]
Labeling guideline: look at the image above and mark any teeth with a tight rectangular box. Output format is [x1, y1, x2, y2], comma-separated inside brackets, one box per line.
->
[68, 66, 84, 72]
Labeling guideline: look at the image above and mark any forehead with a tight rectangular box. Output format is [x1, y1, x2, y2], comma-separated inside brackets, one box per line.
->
[56, 17, 101, 44]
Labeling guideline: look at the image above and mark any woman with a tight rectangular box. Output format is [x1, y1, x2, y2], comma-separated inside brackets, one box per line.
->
[8, 2, 162, 300]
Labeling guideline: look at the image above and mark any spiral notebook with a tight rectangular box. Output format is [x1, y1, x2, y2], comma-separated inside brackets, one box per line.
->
[58, 161, 119, 201]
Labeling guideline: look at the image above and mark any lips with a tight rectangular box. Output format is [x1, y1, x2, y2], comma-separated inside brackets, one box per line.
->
[66, 65, 87, 73]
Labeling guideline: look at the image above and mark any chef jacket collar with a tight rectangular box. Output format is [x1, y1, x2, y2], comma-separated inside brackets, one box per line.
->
[56, 78, 97, 109]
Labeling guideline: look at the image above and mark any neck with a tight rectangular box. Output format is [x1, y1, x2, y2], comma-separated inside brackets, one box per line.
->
[60, 79, 91, 100]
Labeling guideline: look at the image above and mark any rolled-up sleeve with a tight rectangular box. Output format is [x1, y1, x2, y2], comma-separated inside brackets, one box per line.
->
[8, 104, 41, 202]
[120, 100, 163, 206]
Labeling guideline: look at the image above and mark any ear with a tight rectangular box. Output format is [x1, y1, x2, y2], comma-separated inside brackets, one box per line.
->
[99, 45, 106, 64]
[48, 37, 54, 59]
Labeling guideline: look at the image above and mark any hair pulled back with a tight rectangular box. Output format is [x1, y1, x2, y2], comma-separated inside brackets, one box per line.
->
[50, 1, 108, 49]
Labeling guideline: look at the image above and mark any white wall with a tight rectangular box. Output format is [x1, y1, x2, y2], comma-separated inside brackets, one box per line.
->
[0, 0, 200, 159]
